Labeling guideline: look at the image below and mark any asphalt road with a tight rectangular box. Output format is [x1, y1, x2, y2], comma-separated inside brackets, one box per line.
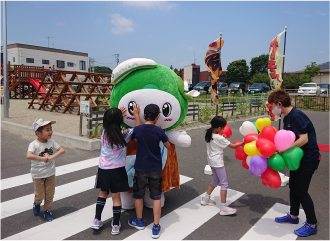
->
[1, 110, 329, 240]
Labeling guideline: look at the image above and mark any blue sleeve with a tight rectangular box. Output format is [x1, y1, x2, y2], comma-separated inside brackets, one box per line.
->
[291, 114, 309, 135]
[162, 131, 169, 143]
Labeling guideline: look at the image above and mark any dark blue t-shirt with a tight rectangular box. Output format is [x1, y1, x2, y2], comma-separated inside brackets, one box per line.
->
[131, 124, 169, 172]
[283, 108, 320, 162]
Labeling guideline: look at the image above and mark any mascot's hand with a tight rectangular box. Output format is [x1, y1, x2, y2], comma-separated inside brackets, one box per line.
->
[167, 130, 191, 147]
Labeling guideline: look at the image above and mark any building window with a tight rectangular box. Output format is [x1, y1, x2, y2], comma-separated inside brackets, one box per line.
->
[42, 59, 50, 65]
[57, 60, 65, 68]
[80, 61, 86, 70]
[67, 62, 74, 67]
[26, 58, 34, 63]
[13, 57, 15, 62]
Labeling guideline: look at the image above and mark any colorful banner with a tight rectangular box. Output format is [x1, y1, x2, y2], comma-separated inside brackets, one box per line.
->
[268, 30, 285, 90]
[205, 37, 224, 106]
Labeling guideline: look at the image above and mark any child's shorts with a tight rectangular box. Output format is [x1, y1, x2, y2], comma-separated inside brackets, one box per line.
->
[94, 166, 129, 194]
[133, 170, 162, 200]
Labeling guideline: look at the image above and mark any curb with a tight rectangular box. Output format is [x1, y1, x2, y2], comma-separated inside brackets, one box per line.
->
[1, 121, 101, 151]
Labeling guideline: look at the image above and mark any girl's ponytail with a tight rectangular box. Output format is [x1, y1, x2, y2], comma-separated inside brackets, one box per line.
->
[205, 127, 213, 143]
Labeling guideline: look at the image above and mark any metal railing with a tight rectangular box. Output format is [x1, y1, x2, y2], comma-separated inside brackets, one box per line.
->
[292, 95, 329, 111]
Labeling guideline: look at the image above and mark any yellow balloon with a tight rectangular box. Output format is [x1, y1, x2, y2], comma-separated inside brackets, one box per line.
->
[256, 117, 272, 132]
[244, 141, 262, 157]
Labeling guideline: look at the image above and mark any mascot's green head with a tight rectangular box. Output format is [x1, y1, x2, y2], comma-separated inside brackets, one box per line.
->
[110, 58, 195, 130]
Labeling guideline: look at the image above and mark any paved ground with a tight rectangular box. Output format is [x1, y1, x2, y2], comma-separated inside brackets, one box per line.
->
[1, 101, 329, 240]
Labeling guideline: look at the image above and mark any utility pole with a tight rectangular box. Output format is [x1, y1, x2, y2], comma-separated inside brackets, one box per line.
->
[45, 37, 54, 48]
[92, 58, 94, 72]
[2, 1, 9, 118]
[114, 54, 119, 66]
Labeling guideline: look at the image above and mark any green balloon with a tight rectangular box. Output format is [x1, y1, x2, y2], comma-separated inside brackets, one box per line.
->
[281, 147, 304, 171]
[252, 121, 260, 134]
[268, 153, 285, 171]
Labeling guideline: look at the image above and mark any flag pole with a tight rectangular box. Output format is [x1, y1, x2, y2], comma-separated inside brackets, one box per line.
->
[279, 25, 289, 130]
[216, 32, 222, 116]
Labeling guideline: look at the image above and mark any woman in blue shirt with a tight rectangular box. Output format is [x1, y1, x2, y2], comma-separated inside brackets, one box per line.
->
[268, 89, 320, 237]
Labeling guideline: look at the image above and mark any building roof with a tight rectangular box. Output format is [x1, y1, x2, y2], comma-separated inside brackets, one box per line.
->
[294, 61, 329, 74]
[6, 43, 88, 57]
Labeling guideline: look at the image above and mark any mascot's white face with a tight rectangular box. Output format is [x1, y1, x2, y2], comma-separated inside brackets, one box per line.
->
[118, 89, 181, 129]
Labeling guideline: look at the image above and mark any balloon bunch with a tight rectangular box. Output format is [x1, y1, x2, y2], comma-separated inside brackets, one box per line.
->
[235, 117, 304, 189]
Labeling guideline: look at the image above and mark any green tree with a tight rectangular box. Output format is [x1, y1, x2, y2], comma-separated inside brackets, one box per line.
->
[250, 54, 268, 77]
[170, 65, 173, 70]
[250, 72, 270, 85]
[303, 62, 320, 81]
[226, 59, 249, 84]
[89, 66, 112, 74]
[282, 73, 310, 89]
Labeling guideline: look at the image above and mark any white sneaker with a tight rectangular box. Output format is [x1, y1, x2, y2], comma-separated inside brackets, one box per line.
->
[219, 206, 237, 216]
[201, 197, 216, 206]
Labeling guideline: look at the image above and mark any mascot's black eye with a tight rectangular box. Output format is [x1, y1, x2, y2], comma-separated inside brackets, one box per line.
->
[128, 101, 137, 115]
[162, 102, 172, 117]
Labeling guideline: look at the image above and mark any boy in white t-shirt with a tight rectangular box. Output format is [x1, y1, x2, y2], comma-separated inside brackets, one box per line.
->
[201, 116, 244, 216]
[27, 118, 65, 221]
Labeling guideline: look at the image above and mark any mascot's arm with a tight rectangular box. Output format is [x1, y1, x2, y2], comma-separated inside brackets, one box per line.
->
[166, 130, 191, 147]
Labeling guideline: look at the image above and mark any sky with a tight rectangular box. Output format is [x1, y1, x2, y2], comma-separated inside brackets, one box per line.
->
[3, 1, 330, 74]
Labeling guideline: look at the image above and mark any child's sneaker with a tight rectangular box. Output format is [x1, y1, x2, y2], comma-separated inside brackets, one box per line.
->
[128, 218, 145, 230]
[111, 220, 121, 235]
[33, 203, 40, 216]
[43, 211, 53, 221]
[152, 224, 161, 239]
[201, 197, 216, 206]
[91, 218, 103, 230]
[219, 206, 237, 216]
[294, 222, 317, 237]
[275, 213, 299, 224]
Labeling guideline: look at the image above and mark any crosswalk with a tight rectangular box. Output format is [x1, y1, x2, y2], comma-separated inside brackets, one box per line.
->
[1, 157, 306, 240]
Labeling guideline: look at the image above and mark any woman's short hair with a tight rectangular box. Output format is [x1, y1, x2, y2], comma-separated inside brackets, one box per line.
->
[268, 89, 291, 107]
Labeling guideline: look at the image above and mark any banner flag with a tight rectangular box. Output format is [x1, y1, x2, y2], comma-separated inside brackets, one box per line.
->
[205, 37, 224, 106]
[268, 30, 285, 90]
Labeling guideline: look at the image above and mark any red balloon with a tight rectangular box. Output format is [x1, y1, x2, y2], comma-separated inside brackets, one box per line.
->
[258, 125, 277, 143]
[242, 157, 249, 169]
[220, 124, 232, 138]
[234, 140, 248, 161]
[260, 166, 281, 189]
[256, 138, 276, 157]
[243, 133, 259, 144]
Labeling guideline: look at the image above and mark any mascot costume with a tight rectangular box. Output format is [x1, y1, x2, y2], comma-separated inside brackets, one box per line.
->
[109, 58, 199, 209]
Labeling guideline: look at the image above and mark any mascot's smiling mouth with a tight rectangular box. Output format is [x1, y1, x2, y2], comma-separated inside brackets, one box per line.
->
[164, 118, 172, 121]
[126, 116, 136, 120]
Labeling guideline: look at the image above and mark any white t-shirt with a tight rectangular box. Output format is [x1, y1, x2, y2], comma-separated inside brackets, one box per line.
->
[27, 139, 61, 179]
[206, 133, 231, 167]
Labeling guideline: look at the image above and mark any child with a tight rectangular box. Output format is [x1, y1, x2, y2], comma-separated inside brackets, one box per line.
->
[92, 104, 140, 235]
[128, 104, 170, 239]
[27, 118, 65, 221]
[201, 116, 243, 216]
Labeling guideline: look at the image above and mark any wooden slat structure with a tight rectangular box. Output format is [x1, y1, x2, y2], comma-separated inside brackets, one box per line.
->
[27, 69, 112, 114]
[2, 62, 112, 114]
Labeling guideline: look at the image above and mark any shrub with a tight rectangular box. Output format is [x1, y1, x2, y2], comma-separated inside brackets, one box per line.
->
[200, 105, 217, 121]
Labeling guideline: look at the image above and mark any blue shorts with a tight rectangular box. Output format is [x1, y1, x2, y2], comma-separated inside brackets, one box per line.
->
[133, 170, 162, 200]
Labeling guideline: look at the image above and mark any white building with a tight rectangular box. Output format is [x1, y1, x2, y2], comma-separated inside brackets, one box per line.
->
[6, 43, 88, 72]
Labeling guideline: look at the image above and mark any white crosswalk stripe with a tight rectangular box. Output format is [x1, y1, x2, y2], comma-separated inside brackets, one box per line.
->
[125, 187, 244, 240]
[1, 157, 99, 190]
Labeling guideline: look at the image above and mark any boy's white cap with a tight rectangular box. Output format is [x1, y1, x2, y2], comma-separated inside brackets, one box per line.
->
[32, 118, 56, 132]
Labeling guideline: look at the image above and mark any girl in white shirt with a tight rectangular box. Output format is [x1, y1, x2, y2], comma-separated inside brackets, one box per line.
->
[201, 116, 244, 216]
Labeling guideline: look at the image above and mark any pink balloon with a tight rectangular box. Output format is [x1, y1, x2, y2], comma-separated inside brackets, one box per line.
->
[288, 130, 296, 143]
[274, 130, 295, 152]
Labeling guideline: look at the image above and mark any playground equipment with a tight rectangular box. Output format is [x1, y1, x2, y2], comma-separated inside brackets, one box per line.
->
[2, 62, 112, 114]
